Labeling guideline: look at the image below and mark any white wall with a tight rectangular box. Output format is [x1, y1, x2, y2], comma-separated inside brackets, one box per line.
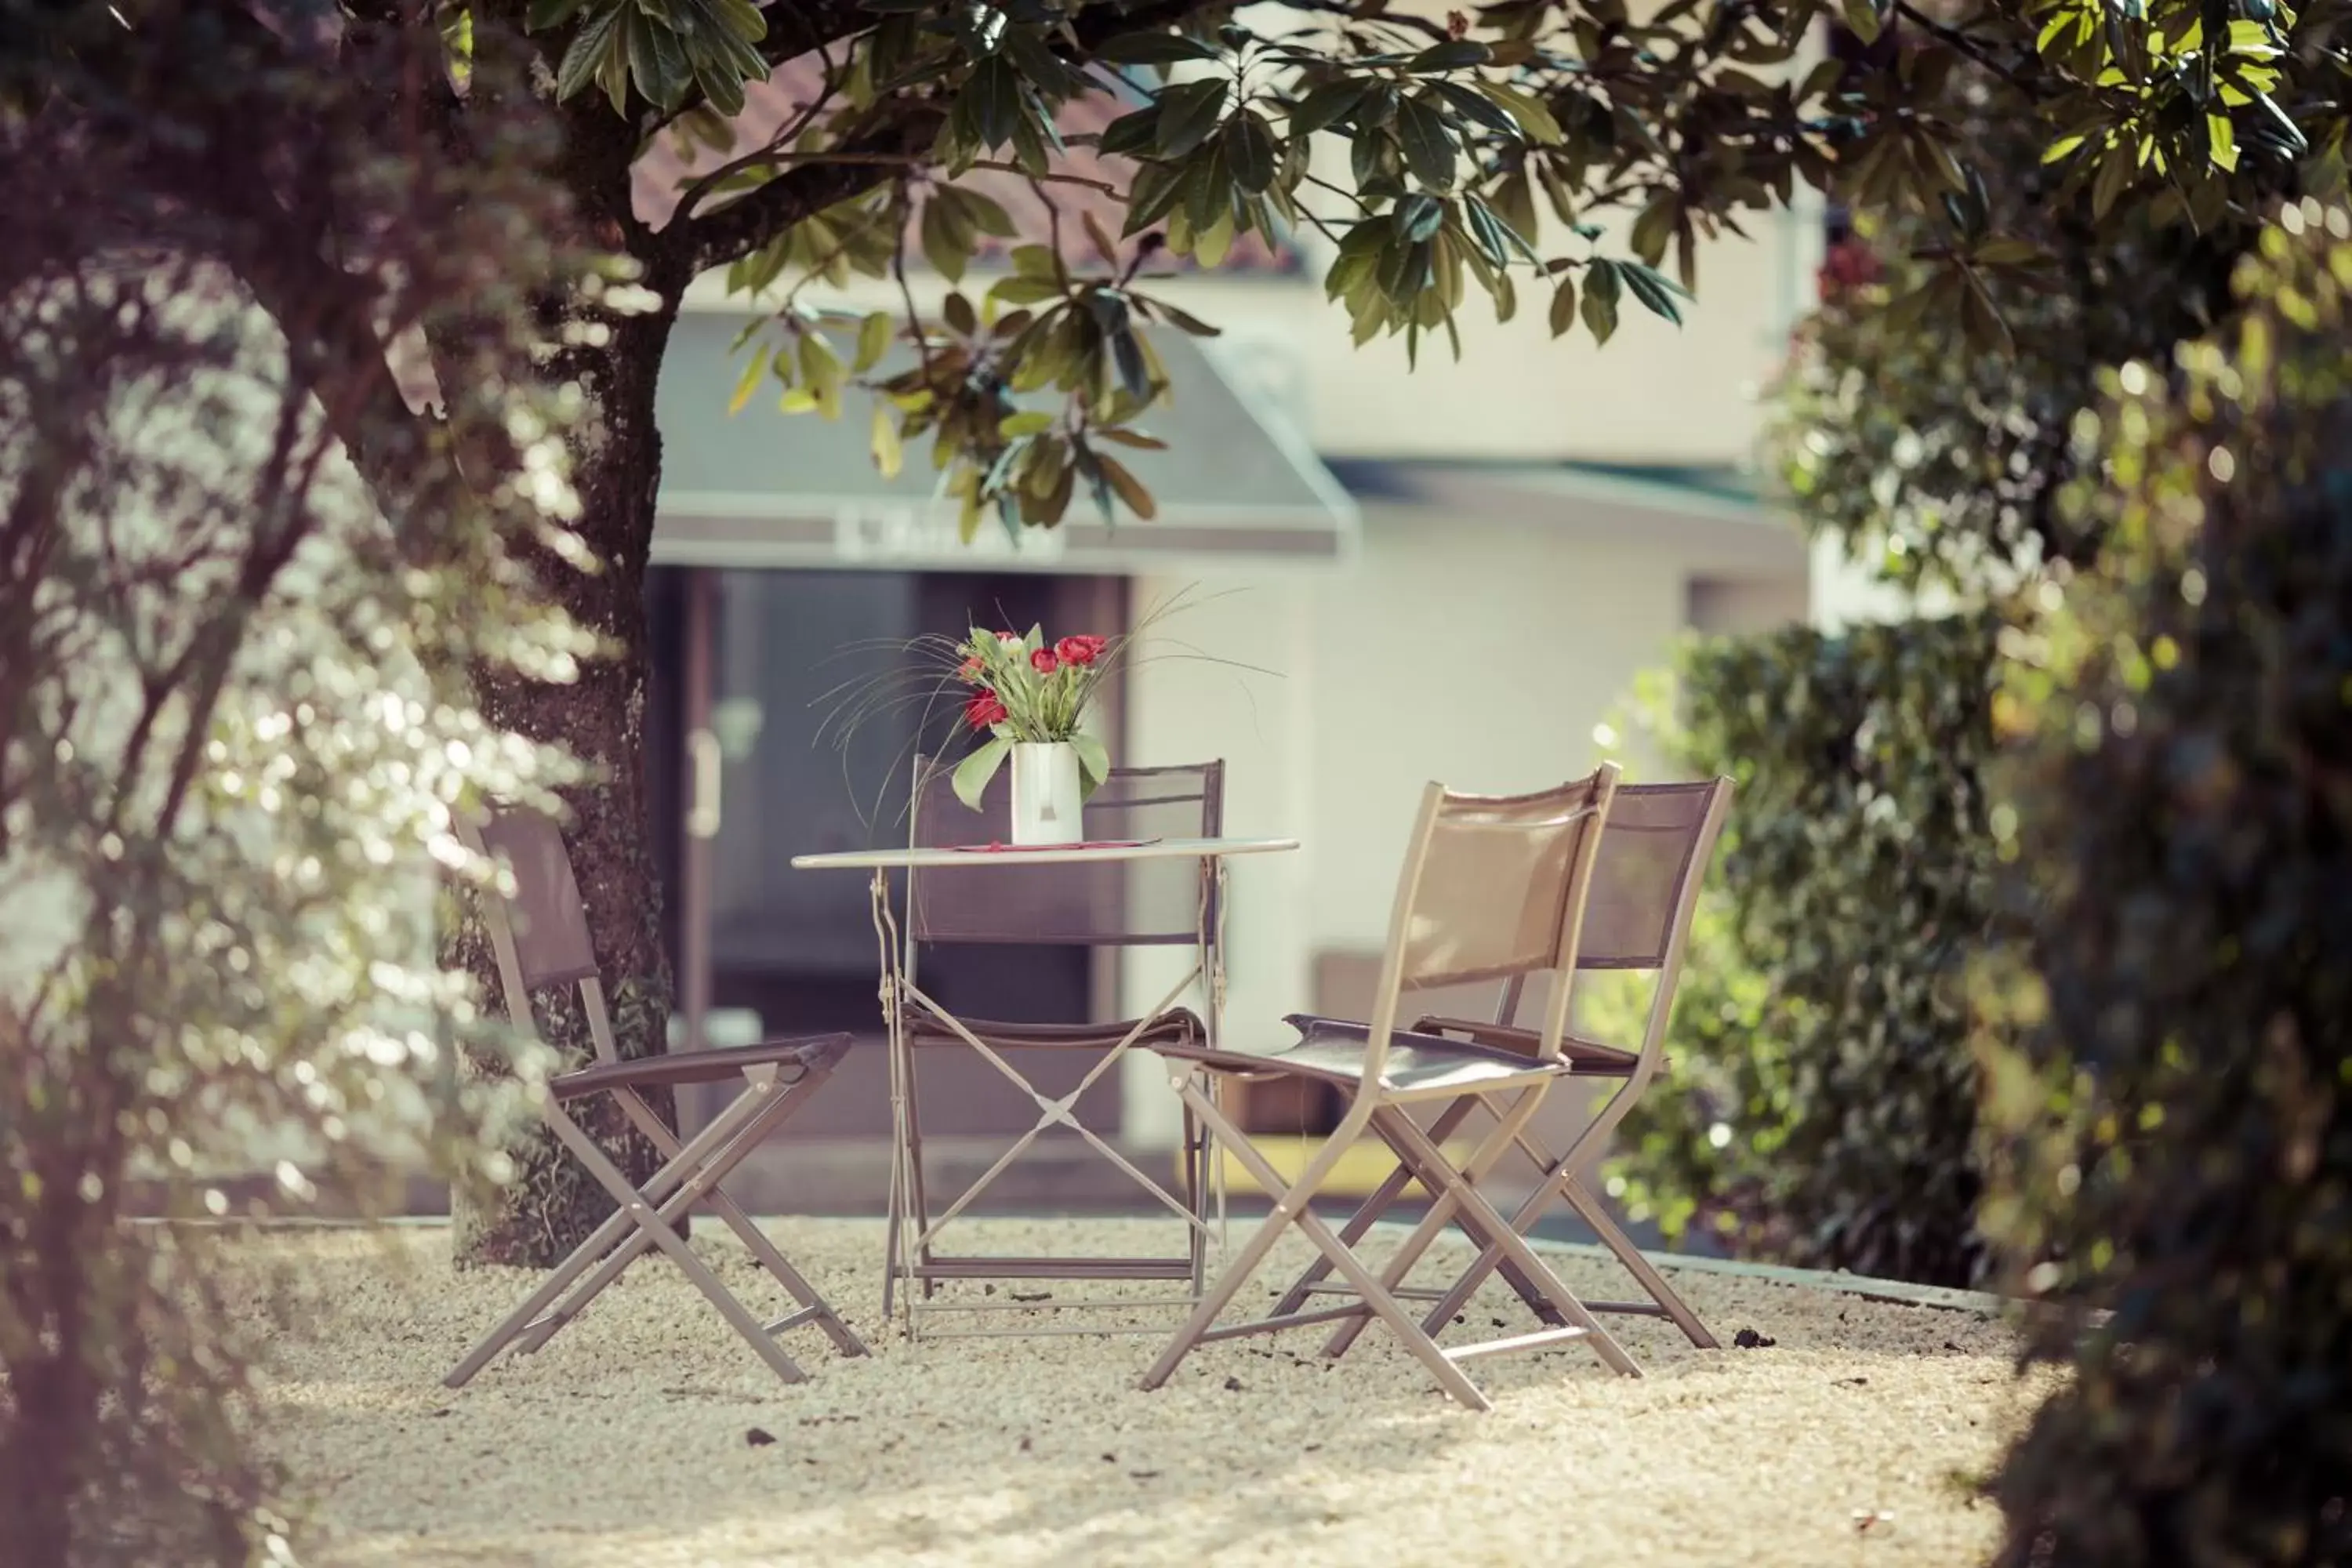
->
[1116, 506, 1726, 1142]
[1298, 509, 1688, 953]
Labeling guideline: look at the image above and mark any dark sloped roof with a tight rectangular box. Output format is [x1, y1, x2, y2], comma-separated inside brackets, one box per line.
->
[652, 307, 1355, 570]
[633, 56, 1300, 277]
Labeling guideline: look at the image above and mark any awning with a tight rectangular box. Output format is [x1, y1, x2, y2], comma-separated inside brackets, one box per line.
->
[653, 310, 1357, 573]
[1323, 459, 1806, 578]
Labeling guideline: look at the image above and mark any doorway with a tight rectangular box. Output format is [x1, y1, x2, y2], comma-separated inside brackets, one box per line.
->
[648, 567, 1129, 1207]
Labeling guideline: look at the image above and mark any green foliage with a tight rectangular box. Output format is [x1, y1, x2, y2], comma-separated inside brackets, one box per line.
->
[624, 0, 2352, 533]
[1598, 618, 2005, 1287]
[1, 24, 601, 1565]
[1773, 82, 2307, 597]
[1980, 205, 2352, 1568]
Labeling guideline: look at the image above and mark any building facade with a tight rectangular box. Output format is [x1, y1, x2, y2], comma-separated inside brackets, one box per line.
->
[631, 67, 1822, 1208]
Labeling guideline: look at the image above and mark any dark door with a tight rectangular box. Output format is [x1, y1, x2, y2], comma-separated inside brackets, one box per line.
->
[650, 566, 1128, 1206]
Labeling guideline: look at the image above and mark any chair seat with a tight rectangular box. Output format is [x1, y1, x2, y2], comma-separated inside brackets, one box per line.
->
[1406, 1014, 1642, 1076]
[1153, 1015, 1569, 1098]
[905, 1004, 1204, 1051]
[549, 1033, 854, 1100]
[1272, 1012, 1640, 1076]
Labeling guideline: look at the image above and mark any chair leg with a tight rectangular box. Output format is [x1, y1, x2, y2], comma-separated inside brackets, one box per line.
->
[607, 1085, 870, 1359]
[1380, 1110, 1641, 1377]
[1557, 1172, 1717, 1347]
[902, 1038, 937, 1301]
[445, 1200, 640, 1389]
[1138, 1080, 1342, 1394]
[445, 1083, 776, 1388]
[1427, 1156, 1719, 1351]
[1141, 1084, 1493, 1410]
[539, 1094, 813, 1385]
[1268, 1094, 1482, 1317]
[1318, 1088, 1545, 1360]
[881, 1026, 909, 1323]
[510, 1082, 792, 1356]
[1181, 1090, 1207, 1296]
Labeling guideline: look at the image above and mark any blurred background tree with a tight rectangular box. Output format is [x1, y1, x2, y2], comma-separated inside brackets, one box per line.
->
[1977, 205, 2352, 1568]
[1596, 616, 2005, 1286]
[0, 11, 605, 1563]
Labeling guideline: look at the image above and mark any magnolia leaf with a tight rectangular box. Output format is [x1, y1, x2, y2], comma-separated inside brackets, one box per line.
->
[1396, 95, 1458, 190]
[1620, 263, 1686, 326]
[1290, 78, 1370, 136]
[1407, 39, 1491, 72]
[1094, 31, 1224, 67]
[952, 736, 1012, 811]
[1156, 78, 1230, 159]
[1478, 82, 1564, 147]
[1227, 113, 1279, 194]
[554, 2, 626, 103]
[855, 310, 892, 372]
[1548, 274, 1578, 337]
[727, 350, 765, 415]
[870, 403, 904, 478]
[1582, 260, 1621, 343]
[2207, 111, 2241, 171]
[1095, 454, 1157, 520]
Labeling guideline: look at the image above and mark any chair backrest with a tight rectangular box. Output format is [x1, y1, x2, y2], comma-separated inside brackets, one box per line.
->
[905, 755, 1225, 947]
[460, 807, 622, 1066]
[1577, 780, 1734, 971]
[1356, 764, 1620, 1098]
[1595, 778, 1732, 1076]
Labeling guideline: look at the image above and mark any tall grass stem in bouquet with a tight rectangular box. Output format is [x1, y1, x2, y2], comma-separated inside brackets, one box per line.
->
[815, 587, 1272, 844]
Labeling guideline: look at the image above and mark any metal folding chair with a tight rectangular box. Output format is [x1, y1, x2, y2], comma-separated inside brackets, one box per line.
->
[443, 808, 869, 1389]
[1269, 779, 1735, 1352]
[1139, 765, 1638, 1410]
[884, 758, 1225, 1333]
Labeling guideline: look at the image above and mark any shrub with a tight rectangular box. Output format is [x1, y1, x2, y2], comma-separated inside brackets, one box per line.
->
[1980, 207, 2352, 1566]
[1599, 616, 2005, 1287]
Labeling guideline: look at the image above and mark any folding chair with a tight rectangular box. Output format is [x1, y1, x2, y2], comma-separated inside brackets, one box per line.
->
[443, 808, 869, 1389]
[1268, 779, 1735, 1352]
[1139, 765, 1638, 1410]
[884, 758, 1225, 1330]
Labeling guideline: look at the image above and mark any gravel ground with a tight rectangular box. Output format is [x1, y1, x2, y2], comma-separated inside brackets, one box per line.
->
[233, 1219, 2057, 1568]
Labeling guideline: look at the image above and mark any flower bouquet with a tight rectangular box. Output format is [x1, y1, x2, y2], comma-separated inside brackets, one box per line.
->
[817, 587, 1260, 845]
[949, 626, 1112, 843]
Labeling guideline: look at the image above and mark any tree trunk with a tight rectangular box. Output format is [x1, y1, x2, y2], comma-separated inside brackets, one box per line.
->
[448, 285, 690, 1268]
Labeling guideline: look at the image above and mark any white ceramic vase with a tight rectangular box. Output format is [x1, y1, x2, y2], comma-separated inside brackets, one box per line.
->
[1010, 741, 1084, 845]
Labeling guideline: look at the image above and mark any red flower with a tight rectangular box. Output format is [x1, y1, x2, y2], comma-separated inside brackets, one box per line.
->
[1054, 634, 1105, 668]
[1815, 238, 1882, 302]
[996, 630, 1022, 644]
[964, 691, 1007, 730]
[1031, 648, 1059, 675]
[956, 655, 983, 684]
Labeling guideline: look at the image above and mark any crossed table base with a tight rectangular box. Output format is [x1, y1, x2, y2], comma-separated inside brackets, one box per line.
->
[792, 836, 1297, 1339]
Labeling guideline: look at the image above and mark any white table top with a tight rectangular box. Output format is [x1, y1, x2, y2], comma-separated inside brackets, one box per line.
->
[791, 836, 1299, 871]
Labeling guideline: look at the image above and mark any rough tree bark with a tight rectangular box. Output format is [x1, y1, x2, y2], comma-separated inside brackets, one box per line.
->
[441, 100, 701, 1267]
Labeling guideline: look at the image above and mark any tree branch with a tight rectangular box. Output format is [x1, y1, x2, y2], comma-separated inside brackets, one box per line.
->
[682, 111, 947, 274]
[675, 0, 1225, 278]
[1891, 2, 2036, 94]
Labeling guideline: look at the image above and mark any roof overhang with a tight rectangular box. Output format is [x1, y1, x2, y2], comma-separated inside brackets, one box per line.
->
[652, 310, 1358, 575]
[1326, 459, 1806, 579]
